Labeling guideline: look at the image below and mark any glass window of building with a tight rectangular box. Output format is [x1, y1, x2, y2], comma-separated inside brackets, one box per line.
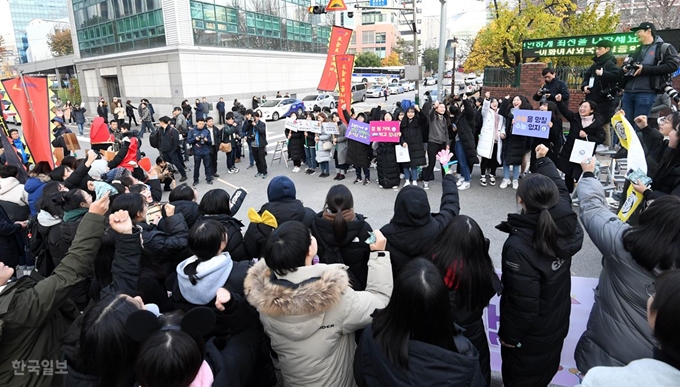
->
[375, 32, 386, 44]
[361, 31, 375, 45]
[375, 47, 386, 58]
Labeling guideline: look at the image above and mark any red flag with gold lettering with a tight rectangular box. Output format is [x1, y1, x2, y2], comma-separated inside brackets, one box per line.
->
[318, 26, 353, 92]
[335, 54, 354, 125]
[2, 76, 55, 167]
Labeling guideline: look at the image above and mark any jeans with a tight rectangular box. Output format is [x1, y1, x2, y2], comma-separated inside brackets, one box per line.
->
[163, 151, 187, 179]
[319, 161, 330, 174]
[248, 144, 255, 167]
[622, 92, 656, 130]
[455, 141, 471, 182]
[423, 142, 448, 182]
[403, 166, 419, 181]
[355, 166, 370, 180]
[304, 146, 317, 169]
[180, 139, 189, 161]
[77, 123, 84, 136]
[503, 162, 521, 180]
[193, 153, 212, 183]
[139, 121, 154, 138]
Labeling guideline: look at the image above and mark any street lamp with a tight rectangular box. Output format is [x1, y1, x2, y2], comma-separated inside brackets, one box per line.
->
[449, 37, 459, 96]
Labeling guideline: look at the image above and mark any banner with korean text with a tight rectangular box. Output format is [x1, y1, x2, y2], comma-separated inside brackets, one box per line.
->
[317, 26, 353, 92]
[369, 121, 400, 143]
[511, 110, 551, 139]
[2, 76, 55, 167]
[335, 54, 354, 125]
[346, 119, 370, 145]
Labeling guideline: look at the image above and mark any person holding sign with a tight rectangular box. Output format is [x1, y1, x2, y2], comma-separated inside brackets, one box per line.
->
[315, 113, 333, 178]
[346, 112, 372, 186]
[478, 92, 504, 187]
[303, 112, 319, 175]
[450, 95, 479, 191]
[554, 94, 605, 193]
[374, 112, 401, 190]
[286, 112, 306, 173]
[331, 112, 349, 181]
[399, 105, 427, 188]
[498, 96, 533, 190]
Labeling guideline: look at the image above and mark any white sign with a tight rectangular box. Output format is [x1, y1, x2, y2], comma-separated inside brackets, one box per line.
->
[569, 139, 595, 164]
[322, 122, 339, 135]
[284, 118, 298, 132]
[297, 119, 311, 132]
[396, 145, 411, 163]
[308, 121, 322, 134]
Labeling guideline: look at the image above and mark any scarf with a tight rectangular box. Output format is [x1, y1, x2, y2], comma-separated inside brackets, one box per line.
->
[63, 208, 88, 223]
[581, 114, 594, 131]
[37, 210, 62, 227]
[176, 253, 234, 305]
[189, 361, 214, 387]
[322, 208, 356, 223]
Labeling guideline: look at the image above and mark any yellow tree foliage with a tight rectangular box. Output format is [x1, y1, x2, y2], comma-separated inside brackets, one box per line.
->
[381, 52, 402, 67]
[464, 0, 619, 72]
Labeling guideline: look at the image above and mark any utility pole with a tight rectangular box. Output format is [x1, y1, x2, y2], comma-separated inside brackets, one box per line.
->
[412, 0, 420, 106]
[436, 0, 447, 101]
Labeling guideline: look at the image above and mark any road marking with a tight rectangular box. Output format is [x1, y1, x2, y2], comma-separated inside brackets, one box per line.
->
[216, 177, 240, 190]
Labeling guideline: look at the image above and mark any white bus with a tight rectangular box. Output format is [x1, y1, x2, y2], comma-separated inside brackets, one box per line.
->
[352, 66, 404, 85]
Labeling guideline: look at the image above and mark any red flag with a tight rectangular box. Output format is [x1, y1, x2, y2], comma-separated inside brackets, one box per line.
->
[335, 54, 354, 125]
[1, 76, 54, 168]
[318, 26, 353, 92]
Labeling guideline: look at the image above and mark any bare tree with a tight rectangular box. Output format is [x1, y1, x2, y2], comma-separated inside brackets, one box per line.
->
[601, 0, 680, 29]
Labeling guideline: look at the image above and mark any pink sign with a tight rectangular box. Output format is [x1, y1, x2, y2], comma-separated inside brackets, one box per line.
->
[484, 273, 598, 386]
[369, 121, 401, 143]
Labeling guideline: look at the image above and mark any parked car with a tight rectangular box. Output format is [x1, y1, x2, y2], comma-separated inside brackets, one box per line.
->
[398, 81, 414, 91]
[423, 77, 437, 86]
[366, 86, 384, 98]
[350, 83, 367, 103]
[388, 84, 404, 94]
[257, 98, 305, 121]
[302, 94, 337, 111]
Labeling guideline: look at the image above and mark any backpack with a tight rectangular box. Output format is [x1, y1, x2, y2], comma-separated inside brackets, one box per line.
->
[149, 129, 160, 149]
[27, 216, 55, 277]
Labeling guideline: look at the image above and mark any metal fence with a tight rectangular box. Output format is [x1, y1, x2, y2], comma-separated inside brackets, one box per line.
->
[553, 66, 590, 90]
[483, 66, 520, 87]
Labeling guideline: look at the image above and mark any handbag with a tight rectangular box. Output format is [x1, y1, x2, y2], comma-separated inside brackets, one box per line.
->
[219, 142, 232, 153]
[322, 141, 333, 151]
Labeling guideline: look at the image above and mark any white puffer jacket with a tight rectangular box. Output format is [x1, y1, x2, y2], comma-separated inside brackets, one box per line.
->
[0, 177, 28, 206]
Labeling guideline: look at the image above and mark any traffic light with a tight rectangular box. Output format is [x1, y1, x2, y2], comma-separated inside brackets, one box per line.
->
[308, 6, 326, 14]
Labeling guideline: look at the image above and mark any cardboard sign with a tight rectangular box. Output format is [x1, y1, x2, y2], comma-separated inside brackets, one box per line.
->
[308, 121, 322, 134]
[370, 121, 401, 143]
[511, 110, 551, 139]
[346, 119, 371, 145]
[63, 132, 81, 151]
[284, 117, 298, 132]
[322, 122, 339, 135]
[569, 139, 595, 164]
[100, 150, 116, 161]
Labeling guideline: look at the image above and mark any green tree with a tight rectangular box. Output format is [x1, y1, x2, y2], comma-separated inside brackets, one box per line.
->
[355, 51, 383, 67]
[392, 37, 421, 65]
[47, 28, 74, 56]
[422, 47, 439, 72]
[381, 52, 402, 66]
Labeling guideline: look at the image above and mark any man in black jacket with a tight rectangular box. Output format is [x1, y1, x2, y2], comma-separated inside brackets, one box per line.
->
[158, 116, 187, 182]
[250, 112, 268, 178]
[581, 39, 624, 146]
[206, 117, 221, 178]
[533, 68, 570, 104]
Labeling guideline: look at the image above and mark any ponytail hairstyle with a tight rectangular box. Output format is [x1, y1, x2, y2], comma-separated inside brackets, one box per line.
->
[324, 185, 354, 244]
[516, 174, 560, 258]
[53, 189, 89, 212]
[185, 219, 228, 285]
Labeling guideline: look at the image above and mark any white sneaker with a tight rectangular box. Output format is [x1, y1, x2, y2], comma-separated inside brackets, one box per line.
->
[500, 179, 510, 189]
[433, 167, 441, 172]
[423, 181, 429, 190]
[292, 166, 300, 173]
[459, 181, 471, 190]
[456, 177, 465, 187]
[512, 179, 519, 190]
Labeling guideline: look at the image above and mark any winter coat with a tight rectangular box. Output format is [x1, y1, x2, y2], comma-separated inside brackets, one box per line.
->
[452, 99, 480, 168]
[288, 129, 306, 161]
[221, 122, 240, 151]
[574, 175, 657, 372]
[216, 100, 225, 113]
[169, 199, 200, 229]
[96, 105, 109, 121]
[375, 143, 400, 188]
[195, 103, 206, 121]
[581, 51, 624, 106]
[0, 213, 105, 387]
[336, 122, 349, 165]
[0, 203, 26, 268]
[159, 126, 180, 154]
[209, 125, 222, 154]
[187, 127, 213, 156]
[555, 101, 606, 179]
[51, 126, 73, 156]
[244, 199, 315, 259]
[498, 100, 531, 166]
[244, 253, 394, 387]
[399, 111, 427, 167]
[138, 213, 190, 271]
[532, 76, 570, 103]
[380, 174, 460, 276]
[24, 174, 51, 216]
[578, 356, 680, 387]
[125, 103, 136, 118]
[477, 99, 505, 164]
[530, 113, 563, 172]
[197, 213, 248, 261]
[0, 177, 28, 207]
[250, 120, 268, 148]
[311, 212, 373, 290]
[496, 158, 584, 351]
[108, 134, 139, 171]
[315, 132, 333, 163]
[354, 324, 486, 387]
[35, 211, 66, 277]
[644, 145, 680, 199]
[113, 106, 125, 120]
[73, 107, 87, 124]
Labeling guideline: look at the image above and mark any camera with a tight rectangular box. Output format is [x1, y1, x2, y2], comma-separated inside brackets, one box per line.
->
[600, 86, 620, 101]
[538, 87, 551, 103]
[623, 58, 641, 77]
[663, 82, 680, 104]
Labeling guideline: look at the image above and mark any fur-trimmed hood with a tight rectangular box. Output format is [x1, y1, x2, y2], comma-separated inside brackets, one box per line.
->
[245, 259, 349, 340]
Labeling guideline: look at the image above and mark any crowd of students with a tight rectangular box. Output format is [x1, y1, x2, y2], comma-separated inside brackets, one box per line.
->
[1, 133, 680, 386]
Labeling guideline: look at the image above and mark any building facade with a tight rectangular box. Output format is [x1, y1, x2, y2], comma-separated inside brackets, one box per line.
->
[69, 0, 335, 115]
[341, 3, 402, 59]
[8, 0, 69, 63]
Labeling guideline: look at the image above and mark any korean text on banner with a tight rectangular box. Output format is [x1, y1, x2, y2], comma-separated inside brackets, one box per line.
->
[2, 76, 54, 167]
[317, 26, 353, 92]
[308, 121, 322, 134]
[322, 122, 339, 135]
[346, 119, 370, 145]
[612, 112, 647, 222]
[511, 110, 552, 139]
[335, 54, 354, 124]
[284, 117, 299, 132]
[370, 121, 401, 143]
[298, 119, 312, 133]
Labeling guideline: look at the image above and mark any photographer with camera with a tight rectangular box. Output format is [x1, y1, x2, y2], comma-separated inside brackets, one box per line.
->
[621, 22, 680, 130]
[249, 111, 268, 178]
[581, 39, 624, 147]
[533, 68, 570, 104]
[187, 117, 214, 187]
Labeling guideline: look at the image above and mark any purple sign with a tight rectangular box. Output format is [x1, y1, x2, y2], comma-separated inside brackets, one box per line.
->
[484, 272, 598, 386]
[347, 119, 371, 145]
[512, 109, 552, 139]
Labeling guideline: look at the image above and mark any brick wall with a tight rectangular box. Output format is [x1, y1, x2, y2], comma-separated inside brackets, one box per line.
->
[482, 62, 680, 113]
